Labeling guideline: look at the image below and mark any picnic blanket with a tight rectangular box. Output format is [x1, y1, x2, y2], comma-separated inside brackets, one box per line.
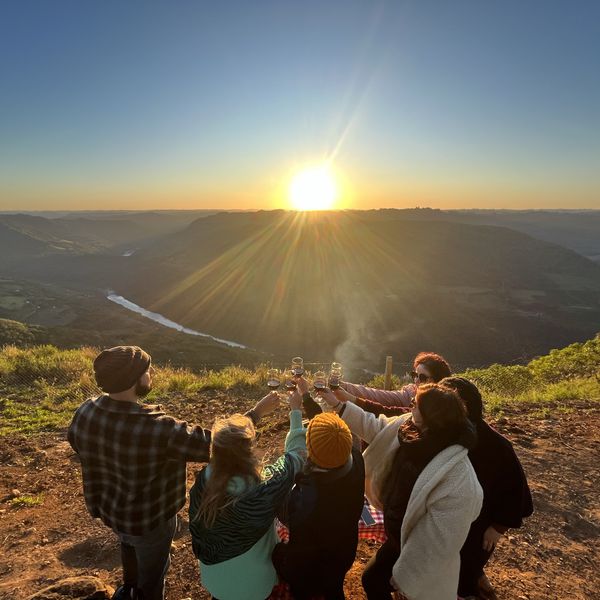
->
[275, 497, 386, 544]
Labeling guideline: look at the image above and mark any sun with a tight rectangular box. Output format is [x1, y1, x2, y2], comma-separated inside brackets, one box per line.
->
[288, 165, 338, 211]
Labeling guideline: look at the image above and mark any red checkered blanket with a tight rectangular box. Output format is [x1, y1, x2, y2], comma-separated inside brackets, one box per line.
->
[275, 497, 386, 544]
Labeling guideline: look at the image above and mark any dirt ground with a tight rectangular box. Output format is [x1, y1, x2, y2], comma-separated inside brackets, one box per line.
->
[1, 392, 599, 600]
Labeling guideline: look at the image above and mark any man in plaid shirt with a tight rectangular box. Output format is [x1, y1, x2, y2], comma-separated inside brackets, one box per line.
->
[68, 345, 275, 600]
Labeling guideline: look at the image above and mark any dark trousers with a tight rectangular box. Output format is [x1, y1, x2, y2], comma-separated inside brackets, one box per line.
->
[458, 522, 494, 597]
[361, 540, 399, 600]
[117, 516, 177, 600]
[272, 542, 349, 600]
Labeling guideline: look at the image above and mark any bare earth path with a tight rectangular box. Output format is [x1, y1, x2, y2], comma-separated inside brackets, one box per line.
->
[1, 393, 598, 599]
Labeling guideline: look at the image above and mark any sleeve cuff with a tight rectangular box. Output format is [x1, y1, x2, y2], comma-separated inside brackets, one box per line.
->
[290, 408, 303, 430]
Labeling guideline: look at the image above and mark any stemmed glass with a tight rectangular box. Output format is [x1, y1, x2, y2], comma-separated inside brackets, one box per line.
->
[291, 357, 304, 376]
[313, 370, 327, 391]
[267, 368, 281, 391]
[284, 369, 297, 391]
[329, 362, 343, 390]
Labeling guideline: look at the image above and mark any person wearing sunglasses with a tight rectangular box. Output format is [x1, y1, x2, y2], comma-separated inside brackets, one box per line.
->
[340, 352, 452, 410]
[316, 383, 482, 600]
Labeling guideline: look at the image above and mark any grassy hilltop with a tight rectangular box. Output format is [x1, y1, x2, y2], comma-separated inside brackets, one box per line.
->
[1, 333, 599, 599]
[1, 333, 598, 436]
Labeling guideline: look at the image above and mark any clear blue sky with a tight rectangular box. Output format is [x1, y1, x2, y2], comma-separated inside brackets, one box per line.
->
[1, 0, 599, 209]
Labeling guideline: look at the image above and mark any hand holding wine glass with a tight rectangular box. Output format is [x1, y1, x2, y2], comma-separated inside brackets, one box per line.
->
[288, 386, 303, 411]
[294, 375, 310, 395]
[253, 391, 281, 419]
[315, 388, 340, 410]
[332, 387, 355, 404]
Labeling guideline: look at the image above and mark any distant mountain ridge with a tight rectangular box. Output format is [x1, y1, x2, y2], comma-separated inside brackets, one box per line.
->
[1, 209, 599, 369]
[114, 210, 600, 368]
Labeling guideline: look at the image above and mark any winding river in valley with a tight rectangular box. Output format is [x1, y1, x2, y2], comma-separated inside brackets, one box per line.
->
[106, 292, 248, 349]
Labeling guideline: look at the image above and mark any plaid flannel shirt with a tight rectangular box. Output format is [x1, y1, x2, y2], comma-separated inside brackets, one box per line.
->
[67, 394, 211, 535]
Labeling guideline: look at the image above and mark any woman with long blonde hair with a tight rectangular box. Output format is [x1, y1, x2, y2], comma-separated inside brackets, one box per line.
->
[188, 390, 305, 600]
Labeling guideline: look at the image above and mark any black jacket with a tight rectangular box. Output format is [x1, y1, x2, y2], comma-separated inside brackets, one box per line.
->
[469, 420, 533, 530]
[280, 446, 365, 569]
[273, 393, 365, 597]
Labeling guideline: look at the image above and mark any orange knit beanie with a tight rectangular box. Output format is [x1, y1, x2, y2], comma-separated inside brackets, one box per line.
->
[306, 412, 353, 469]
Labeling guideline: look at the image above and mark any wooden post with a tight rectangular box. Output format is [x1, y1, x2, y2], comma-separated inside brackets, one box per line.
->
[384, 356, 393, 390]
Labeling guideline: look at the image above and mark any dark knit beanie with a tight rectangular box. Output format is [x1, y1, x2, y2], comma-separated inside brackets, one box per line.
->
[93, 346, 151, 393]
[306, 412, 353, 469]
[440, 376, 483, 422]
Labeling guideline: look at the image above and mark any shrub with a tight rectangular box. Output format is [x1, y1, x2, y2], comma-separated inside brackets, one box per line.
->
[365, 373, 404, 390]
[528, 335, 600, 383]
[462, 364, 535, 397]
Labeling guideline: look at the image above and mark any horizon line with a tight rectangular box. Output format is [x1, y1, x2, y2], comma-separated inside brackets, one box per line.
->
[1, 207, 600, 213]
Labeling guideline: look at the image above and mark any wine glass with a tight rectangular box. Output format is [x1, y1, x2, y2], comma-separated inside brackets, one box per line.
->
[313, 370, 327, 391]
[284, 369, 297, 391]
[329, 362, 343, 390]
[267, 368, 281, 391]
[313, 370, 332, 411]
[291, 357, 304, 376]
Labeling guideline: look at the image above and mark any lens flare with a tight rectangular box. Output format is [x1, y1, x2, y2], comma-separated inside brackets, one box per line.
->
[289, 165, 338, 211]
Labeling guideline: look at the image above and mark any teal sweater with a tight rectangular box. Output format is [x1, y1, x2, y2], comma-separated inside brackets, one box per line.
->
[189, 410, 306, 600]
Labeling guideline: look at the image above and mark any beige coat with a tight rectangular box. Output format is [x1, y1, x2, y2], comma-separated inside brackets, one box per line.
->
[341, 402, 483, 600]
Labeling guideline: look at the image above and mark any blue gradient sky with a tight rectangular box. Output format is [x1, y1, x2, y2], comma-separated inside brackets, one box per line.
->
[1, 0, 599, 210]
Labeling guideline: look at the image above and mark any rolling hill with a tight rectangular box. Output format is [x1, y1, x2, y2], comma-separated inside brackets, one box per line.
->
[112, 210, 600, 368]
[1, 209, 599, 369]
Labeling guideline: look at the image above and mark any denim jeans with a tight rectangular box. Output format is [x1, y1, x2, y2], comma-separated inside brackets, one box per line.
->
[117, 516, 177, 600]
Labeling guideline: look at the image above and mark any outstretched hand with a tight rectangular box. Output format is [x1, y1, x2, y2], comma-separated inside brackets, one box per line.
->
[294, 375, 310, 395]
[332, 387, 355, 404]
[315, 388, 339, 409]
[253, 391, 280, 419]
[288, 387, 303, 411]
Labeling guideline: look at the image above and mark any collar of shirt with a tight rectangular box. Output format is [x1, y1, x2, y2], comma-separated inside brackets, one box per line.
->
[94, 394, 166, 416]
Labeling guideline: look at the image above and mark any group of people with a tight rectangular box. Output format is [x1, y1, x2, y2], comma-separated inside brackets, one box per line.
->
[67, 346, 533, 600]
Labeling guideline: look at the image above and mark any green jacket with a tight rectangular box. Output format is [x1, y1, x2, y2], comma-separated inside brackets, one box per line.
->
[189, 409, 306, 600]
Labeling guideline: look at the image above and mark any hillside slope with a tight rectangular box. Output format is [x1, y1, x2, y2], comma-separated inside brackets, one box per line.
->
[116, 210, 600, 367]
[0, 337, 598, 599]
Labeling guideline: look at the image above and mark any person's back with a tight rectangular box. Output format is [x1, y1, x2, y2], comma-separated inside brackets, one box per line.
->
[273, 413, 364, 600]
[68, 346, 212, 600]
[69, 395, 208, 534]
[440, 377, 533, 600]
[188, 395, 306, 600]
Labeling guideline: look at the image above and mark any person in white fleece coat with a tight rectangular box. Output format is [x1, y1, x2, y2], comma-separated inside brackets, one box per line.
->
[320, 383, 483, 600]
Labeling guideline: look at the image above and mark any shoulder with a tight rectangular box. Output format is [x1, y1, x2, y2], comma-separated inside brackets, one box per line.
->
[475, 422, 519, 461]
[69, 397, 97, 426]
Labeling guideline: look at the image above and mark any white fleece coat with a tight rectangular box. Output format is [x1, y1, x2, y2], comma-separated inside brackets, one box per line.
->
[341, 402, 483, 600]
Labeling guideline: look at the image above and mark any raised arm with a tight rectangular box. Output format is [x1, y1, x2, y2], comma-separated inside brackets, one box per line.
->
[342, 381, 415, 407]
[317, 389, 397, 444]
[165, 417, 212, 462]
[261, 389, 307, 505]
[354, 396, 410, 418]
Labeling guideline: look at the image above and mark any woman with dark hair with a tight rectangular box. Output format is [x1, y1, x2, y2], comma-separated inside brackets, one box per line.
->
[440, 377, 533, 600]
[341, 351, 452, 408]
[318, 384, 482, 600]
[188, 391, 306, 600]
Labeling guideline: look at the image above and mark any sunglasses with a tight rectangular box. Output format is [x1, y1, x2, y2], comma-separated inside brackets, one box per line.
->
[411, 371, 431, 383]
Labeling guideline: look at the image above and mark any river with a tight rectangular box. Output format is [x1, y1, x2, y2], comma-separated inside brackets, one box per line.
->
[106, 292, 248, 349]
